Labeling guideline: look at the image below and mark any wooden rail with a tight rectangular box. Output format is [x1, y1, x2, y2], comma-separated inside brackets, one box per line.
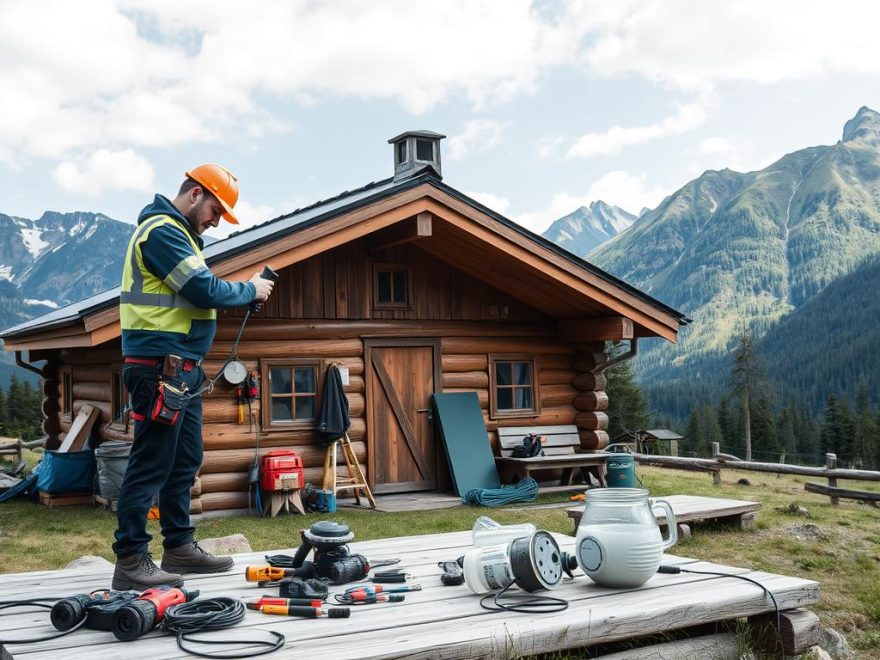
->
[632, 445, 880, 507]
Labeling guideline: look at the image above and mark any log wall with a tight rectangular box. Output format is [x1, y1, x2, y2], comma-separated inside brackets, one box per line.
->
[40, 236, 616, 511]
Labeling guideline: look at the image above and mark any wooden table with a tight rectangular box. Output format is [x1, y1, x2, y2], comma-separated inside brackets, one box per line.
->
[0, 529, 817, 659]
[568, 494, 760, 536]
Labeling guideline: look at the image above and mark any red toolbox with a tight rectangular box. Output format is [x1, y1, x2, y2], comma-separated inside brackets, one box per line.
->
[260, 450, 304, 491]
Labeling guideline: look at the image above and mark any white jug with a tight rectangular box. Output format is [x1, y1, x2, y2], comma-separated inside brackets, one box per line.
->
[575, 487, 677, 588]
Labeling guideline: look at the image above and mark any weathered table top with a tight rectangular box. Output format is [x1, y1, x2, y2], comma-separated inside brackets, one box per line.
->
[0, 529, 818, 659]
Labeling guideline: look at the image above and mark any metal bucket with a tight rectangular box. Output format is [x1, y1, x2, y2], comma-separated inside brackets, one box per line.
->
[95, 441, 132, 499]
[606, 453, 636, 488]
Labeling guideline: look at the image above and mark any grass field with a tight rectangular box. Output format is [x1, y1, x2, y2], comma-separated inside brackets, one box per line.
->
[1, 453, 878, 656]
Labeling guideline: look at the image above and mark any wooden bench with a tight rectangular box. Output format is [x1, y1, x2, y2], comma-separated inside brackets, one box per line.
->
[495, 425, 608, 492]
[0, 439, 21, 463]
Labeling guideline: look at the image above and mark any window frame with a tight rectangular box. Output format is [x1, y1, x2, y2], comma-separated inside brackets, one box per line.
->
[60, 365, 73, 421]
[415, 138, 434, 162]
[260, 359, 324, 431]
[488, 353, 541, 420]
[373, 263, 412, 310]
[109, 365, 128, 430]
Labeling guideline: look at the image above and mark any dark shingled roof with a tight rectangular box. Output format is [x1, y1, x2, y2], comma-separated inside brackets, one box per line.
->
[1, 171, 686, 339]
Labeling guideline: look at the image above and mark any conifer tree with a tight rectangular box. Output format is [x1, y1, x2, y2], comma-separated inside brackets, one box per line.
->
[853, 381, 877, 468]
[685, 405, 722, 457]
[730, 328, 766, 461]
[605, 356, 650, 441]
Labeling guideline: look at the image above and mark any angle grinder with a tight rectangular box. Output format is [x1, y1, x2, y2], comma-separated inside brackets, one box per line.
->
[290, 521, 369, 584]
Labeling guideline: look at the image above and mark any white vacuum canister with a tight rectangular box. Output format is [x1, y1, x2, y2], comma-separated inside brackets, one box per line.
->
[462, 530, 563, 594]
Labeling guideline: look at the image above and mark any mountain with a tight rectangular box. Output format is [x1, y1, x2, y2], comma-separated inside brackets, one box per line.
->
[585, 106, 880, 419]
[0, 211, 133, 384]
[542, 201, 636, 256]
[0, 211, 133, 308]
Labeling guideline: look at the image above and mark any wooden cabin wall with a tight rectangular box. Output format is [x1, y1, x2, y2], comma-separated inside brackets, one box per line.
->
[41, 235, 613, 512]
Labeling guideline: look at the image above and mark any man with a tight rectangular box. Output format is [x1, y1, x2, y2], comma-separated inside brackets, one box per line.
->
[113, 164, 274, 590]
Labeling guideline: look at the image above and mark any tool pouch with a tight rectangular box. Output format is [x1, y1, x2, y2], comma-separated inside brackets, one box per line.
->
[150, 379, 189, 426]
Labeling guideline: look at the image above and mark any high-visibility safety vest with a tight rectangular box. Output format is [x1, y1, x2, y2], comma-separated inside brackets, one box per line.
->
[120, 215, 216, 335]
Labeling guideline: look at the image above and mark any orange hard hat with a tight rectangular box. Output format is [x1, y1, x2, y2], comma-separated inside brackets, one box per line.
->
[185, 163, 240, 224]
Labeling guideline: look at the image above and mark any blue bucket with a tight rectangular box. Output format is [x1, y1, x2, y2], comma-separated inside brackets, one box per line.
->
[606, 454, 636, 488]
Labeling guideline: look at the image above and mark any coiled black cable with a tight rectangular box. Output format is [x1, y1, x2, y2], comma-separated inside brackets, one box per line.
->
[162, 597, 284, 659]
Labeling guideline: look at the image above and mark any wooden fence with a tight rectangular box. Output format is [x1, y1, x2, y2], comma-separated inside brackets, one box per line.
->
[631, 443, 880, 507]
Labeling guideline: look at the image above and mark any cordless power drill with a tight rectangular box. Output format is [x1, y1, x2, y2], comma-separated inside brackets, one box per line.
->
[111, 586, 199, 641]
[50, 590, 139, 631]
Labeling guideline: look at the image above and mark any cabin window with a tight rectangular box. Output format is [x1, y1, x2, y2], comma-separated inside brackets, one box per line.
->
[373, 264, 410, 309]
[416, 139, 434, 161]
[110, 367, 128, 428]
[489, 354, 540, 419]
[396, 141, 407, 165]
[261, 359, 322, 429]
[61, 366, 73, 421]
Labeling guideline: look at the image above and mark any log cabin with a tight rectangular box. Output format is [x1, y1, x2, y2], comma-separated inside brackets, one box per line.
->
[1, 131, 687, 513]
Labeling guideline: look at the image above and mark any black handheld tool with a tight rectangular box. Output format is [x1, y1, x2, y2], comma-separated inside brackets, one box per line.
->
[250, 265, 279, 313]
[50, 590, 138, 631]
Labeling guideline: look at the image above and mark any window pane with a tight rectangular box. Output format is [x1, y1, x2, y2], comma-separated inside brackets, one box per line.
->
[416, 139, 433, 161]
[397, 141, 407, 164]
[392, 270, 407, 303]
[272, 397, 293, 421]
[295, 396, 315, 420]
[271, 367, 291, 394]
[294, 367, 315, 394]
[497, 388, 513, 409]
[496, 362, 511, 385]
[514, 387, 533, 410]
[377, 271, 391, 302]
[513, 362, 532, 385]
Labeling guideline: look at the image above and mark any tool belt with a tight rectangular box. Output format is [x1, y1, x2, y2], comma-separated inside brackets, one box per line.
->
[128, 354, 199, 426]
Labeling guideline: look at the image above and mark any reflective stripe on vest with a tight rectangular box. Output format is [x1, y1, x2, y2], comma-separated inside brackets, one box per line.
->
[120, 215, 216, 335]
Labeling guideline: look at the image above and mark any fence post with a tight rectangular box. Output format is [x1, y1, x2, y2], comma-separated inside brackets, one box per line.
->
[826, 453, 838, 507]
[778, 452, 785, 479]
[711, 442, 722, 485]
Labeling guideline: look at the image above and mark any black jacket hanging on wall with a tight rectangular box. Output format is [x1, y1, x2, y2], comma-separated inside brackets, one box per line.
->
[316, 364, 351, 448]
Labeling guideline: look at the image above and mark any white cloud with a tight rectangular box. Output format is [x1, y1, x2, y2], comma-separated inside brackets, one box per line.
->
[54, 149, 155, 196]
[448, 120, 509, 161]
[537, 134, 565, 159]
[585, 170, 668, 212]
[466, 191, 510, 214]
[513, 170, 668, 233]
[577, 1, 880, 89]
[566, 97, 712, 158]
[209, 199, 281, 240]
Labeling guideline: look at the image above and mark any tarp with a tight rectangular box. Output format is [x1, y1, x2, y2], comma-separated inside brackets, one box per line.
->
[431, 392, 500, 496]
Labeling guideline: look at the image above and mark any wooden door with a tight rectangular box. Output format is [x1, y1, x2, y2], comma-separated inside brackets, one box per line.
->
[366, 339, 441, 493]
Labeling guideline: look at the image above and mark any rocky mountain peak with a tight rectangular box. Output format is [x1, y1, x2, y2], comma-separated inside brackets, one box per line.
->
[842, 105, 880, 146]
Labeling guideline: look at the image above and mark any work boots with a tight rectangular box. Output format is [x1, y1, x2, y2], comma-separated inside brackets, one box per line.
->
[112, 551, 183, 591]
[161, 541, 234, 574]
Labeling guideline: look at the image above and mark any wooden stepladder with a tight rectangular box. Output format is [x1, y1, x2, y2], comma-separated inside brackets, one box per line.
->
[323, 433, 376, 509]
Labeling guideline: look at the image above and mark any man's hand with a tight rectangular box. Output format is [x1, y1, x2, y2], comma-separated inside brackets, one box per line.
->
[250, 270, 275, 301]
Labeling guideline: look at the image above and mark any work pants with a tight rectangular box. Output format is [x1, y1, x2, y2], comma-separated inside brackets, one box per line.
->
[113, 363, 204, 558]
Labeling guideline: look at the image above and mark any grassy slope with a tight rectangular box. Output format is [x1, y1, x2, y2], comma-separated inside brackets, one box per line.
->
[1, 455, 878, 655]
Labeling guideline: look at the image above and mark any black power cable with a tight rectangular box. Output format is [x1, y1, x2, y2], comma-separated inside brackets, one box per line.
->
[658, 566, 781, 652]
[162, 597, 285, 659]
[479, 580, 569, 614]
[0, 598, 87, 644]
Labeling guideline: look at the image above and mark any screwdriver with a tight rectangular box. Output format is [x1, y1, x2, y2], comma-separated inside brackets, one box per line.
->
[260, 604, 350, 618]
[243, 597, 324, 610]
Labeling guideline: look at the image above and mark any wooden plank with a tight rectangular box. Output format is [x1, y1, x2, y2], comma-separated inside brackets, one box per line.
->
[568, 495, 760, 528]
[369, 213, 432, 251]
[56, 403, 99, 452]
[557, 317, 634, 342]
[805, 481, 880, 502]
[0, 532, 817, 660]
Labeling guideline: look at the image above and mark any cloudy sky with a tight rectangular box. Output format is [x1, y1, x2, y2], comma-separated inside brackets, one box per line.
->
[3, 0, 880, 238]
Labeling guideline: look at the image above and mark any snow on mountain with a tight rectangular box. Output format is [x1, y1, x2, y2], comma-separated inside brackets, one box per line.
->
[542, 201, 637, 257]
[20, 227, 50, 258]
